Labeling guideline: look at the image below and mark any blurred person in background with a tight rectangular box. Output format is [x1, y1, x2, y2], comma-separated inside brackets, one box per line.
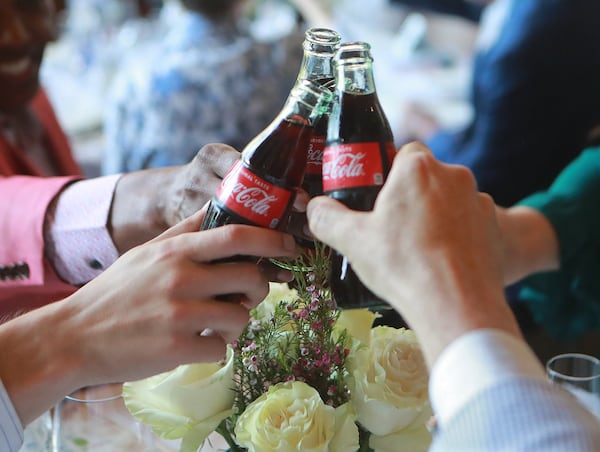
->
[0, 0, 242, 318]
[392, 0, 600, 207]
[102, 0, 304, 174]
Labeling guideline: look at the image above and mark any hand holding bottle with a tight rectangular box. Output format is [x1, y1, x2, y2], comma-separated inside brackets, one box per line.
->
[307, 142, 520, 366]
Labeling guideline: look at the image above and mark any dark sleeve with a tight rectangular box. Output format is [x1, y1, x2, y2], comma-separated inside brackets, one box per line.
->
[516, 147, 600, 338]
[388, 0, 483, 21]
[429, 0, 600, 207]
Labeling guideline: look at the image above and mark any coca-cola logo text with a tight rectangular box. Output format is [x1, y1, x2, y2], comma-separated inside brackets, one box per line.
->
[323, 152, 366, 180]
[227, 183, 277, 216]
[217, 161, 292, 228]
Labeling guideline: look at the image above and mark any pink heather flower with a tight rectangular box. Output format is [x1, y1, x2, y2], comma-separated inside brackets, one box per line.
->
[301, 347, 309, 356]
[298, 309, 309, 319]
[311, 321, 322, 330]
[327, 385, 337, 396]
[250, 355, 258, 363]
[231, 340, 238, 348]
[333, 354, 343, 365]
[322, 354, 331, 364]
[314, 347, 321, 355]
[285, 375, 295, 382]
[307, 285, 316, 293]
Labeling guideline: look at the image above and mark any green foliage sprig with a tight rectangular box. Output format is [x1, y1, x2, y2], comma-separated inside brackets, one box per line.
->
[230, 242, 351, 423]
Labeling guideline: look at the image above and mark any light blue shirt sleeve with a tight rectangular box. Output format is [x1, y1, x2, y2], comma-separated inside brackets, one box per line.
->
[428, 329, 600, 451]
[429, 328, 547, 426]
[0, 378, 24, 452]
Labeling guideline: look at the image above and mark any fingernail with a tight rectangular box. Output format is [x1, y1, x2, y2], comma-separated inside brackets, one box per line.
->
[277, 269, 293, 282]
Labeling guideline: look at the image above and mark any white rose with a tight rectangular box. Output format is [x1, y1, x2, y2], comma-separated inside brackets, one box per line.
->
[369, 425, 432, 452]
[235, 381, 359, 452]
[348, 327, 431, 437]
[123, 346, 235, 452]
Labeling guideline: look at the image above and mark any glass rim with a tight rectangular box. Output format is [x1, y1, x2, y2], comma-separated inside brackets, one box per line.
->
[64, 385, 123, 403]
[546, 353, 600, 382]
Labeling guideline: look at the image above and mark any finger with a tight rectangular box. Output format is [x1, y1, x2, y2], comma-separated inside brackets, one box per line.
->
[397, 141, 433, 155]
[151, 204, 208, 243]
[258, 260, 294, 283]
[179, 299, 251, 337]
[171, 334, 229, 363]
[183, 225, 299, 262]
[307, 196, 367, 255]
[292, 188, 310, 213]
[188, 261, 272, 304]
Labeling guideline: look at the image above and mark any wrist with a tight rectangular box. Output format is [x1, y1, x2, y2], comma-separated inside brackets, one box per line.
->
[0, 301, 84, 424]
[109, 169, 173, 252]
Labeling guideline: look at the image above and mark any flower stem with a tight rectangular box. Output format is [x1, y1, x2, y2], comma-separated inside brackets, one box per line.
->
[215, 422, 245, 452]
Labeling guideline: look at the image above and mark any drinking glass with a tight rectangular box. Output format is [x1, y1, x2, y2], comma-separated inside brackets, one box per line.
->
[546, 353, 600, 418]
[50, 384, 176, 452]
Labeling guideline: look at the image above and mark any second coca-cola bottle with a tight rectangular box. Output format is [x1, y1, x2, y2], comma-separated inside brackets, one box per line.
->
[201, 80, 330, 234]
[324, 42, 397, 311]
[295, 27, 341, 198]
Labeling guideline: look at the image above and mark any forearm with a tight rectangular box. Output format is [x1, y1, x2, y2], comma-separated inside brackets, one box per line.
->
[496, 206, 559, 285]
[109, 167, 177, 253]
[0, 300, 83, 425]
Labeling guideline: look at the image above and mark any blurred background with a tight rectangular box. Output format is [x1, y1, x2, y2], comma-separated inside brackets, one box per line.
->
[41, 0, 478, 177]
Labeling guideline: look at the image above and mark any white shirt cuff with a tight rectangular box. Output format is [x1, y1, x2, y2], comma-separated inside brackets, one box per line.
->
[429, 328, 547, 426]
[45, 174, 122, 285]
[0, 378, 23, 452]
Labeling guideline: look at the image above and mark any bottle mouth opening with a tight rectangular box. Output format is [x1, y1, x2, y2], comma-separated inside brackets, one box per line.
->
[333, 41, 373, 66]
[303, 28, 342, 54]
[304, 27, 342, 45]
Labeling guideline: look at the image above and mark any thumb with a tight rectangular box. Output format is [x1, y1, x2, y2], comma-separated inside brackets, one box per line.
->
[307, 196, 366, 255]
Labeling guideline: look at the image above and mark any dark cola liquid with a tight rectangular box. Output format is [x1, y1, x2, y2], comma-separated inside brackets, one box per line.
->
[201, 119, 313, 231]
[326, 92, 398, 313]
[302, 77, 335, 198]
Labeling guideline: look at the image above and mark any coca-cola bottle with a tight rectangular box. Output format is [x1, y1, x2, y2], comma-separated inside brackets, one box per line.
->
[295, 27, 341, 198]
[201, 80, 331, 236]
[323, 42, 397, 311]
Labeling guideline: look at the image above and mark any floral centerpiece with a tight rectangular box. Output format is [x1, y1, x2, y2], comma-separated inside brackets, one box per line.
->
[123, 244, 432, 451]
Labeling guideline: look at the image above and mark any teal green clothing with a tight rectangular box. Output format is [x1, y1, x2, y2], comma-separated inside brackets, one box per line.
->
[517, 146, 600, 338]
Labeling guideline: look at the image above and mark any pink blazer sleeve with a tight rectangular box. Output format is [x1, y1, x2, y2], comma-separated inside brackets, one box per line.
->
[0, 175, 80, 318]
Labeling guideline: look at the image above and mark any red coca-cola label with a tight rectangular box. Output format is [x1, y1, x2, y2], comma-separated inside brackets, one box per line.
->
[216, 161, 292, 228]
[305, 135, 325, 176]
[322, 142, 386, 191]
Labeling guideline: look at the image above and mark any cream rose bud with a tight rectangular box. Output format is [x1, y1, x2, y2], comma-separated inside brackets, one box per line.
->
[235, 381, 359, 452]
[123, 347, 235, 452]
[254, 282, 299, 320]
[335, 308, 380, 346]
[348, 327, 431, 437]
